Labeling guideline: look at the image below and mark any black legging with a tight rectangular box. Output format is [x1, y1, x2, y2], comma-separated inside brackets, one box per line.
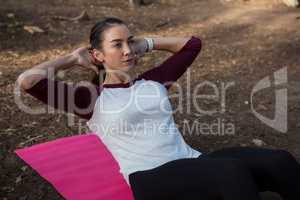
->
[128, 147, 300, 200]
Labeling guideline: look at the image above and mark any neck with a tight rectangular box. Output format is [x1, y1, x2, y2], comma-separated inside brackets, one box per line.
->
[103, 71, 131, 85]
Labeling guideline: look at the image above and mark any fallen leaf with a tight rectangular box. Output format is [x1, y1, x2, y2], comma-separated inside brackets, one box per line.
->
[252, 138, 266, 147]
[7, 13, 15, 18]
[257, 104, 268, 111]
[21, 166, 28, 172]
[282, 0, 299, 7]
[15, 175, 22, 184]
[23, 25, 45, 34]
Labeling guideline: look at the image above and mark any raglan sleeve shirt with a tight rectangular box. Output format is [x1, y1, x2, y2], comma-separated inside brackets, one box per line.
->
[23, 36, 202, 118]
[24, 78, 100, 120]
[137, 36, 202, 90]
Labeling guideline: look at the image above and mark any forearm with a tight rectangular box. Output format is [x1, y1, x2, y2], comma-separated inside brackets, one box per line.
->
[17, 54, 76, 90]
[152, 37, 191, 53]
[138, 36, 202, 90]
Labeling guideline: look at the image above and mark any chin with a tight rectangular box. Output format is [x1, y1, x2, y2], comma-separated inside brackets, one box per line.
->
[124, 61, 136, 69]
[120, 64, 133, 73]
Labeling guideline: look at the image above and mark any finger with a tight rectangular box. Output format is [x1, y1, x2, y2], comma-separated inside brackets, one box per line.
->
[90, 55, 96, 64]
[75, 64, 98, 74]
[89, 65, 100, 75]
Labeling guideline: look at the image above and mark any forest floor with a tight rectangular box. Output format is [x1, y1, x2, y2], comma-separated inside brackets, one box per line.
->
[1, 0, 300, 199]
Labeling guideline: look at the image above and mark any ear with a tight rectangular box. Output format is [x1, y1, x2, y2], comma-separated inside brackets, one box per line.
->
[92, 49, 105, 63]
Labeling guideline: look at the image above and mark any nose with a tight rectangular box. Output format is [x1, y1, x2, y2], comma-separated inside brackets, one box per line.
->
[123, 42, 132, 57]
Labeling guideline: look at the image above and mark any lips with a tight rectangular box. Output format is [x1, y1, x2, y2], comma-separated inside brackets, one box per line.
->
[124, 58, 134, 62]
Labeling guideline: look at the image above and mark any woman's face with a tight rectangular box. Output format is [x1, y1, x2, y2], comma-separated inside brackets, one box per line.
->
[95, 24, 137, 74]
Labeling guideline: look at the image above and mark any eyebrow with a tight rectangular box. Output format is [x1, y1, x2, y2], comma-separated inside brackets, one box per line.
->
[110, 35, 134, 43]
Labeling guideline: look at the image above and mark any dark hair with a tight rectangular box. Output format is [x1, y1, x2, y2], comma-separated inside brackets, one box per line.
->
[89, 17, 126, 86]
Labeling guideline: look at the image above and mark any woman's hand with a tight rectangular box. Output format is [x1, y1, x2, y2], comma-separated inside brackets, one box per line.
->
[131, 38, 149, 58]
[71, 47, 100, 74]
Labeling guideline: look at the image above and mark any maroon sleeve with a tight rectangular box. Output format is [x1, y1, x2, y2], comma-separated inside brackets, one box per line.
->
[24, 78, 100, 120]
[137, 36, 202, 90]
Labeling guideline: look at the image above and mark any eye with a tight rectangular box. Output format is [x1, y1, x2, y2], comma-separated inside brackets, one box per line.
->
[114, 43, 122, 48]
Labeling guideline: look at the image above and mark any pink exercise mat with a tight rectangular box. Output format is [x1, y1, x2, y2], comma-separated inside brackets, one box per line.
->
[15, 133, 134, 200]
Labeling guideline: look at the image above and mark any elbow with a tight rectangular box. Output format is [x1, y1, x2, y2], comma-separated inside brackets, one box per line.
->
[17, 68, 47, 90]
[191, 36, 202, 52]
[16, 72, 34, 90]
[181, 36, 202, 54]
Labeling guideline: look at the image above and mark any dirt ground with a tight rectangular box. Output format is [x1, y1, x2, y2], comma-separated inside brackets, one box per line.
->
[1, 0, 300, 199]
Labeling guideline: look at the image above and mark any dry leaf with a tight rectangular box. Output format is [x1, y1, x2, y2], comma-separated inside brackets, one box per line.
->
[282, 0, 299, 7]
[257, 104, 268, 111]
[7, 13, 15, 18]
[21, 166, 28, 172]
[15, 175, 22, 184]
[252, 138, 266, 147]
[23, 25, 45, 34]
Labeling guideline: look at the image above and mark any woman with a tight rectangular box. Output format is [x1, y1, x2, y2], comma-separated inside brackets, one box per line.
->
[17, 17, 300, 200]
